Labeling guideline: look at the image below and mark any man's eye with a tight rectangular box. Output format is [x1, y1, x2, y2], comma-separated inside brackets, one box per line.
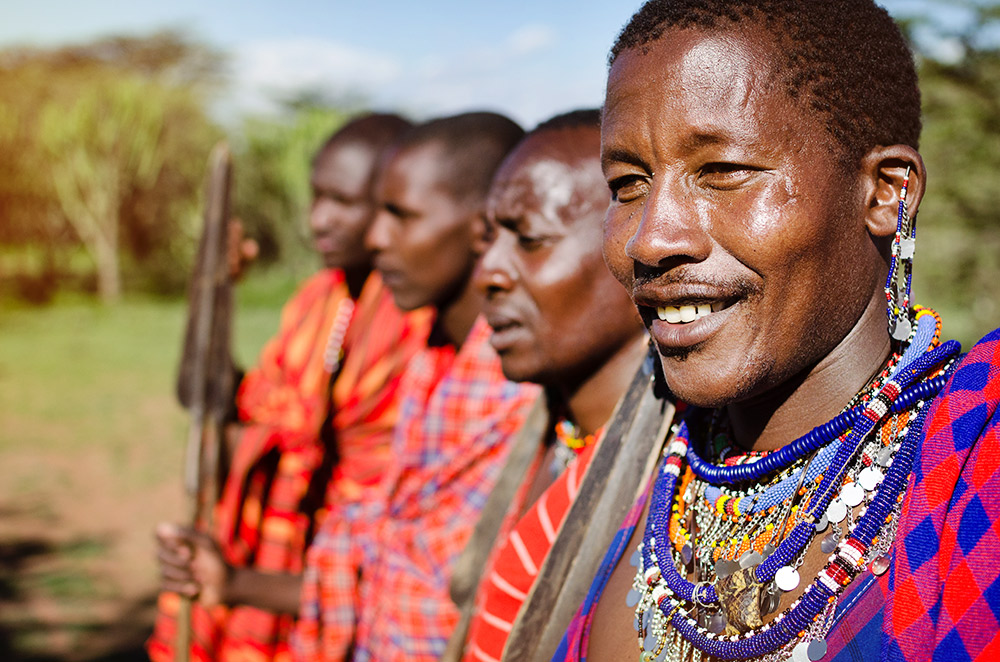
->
[517, 235, 546, 250]
[699, 163, 759, 189]
[609, 175, 649, 203]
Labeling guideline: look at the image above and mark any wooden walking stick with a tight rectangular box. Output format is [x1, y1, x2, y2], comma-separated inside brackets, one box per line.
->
[174, 142, 235, 662]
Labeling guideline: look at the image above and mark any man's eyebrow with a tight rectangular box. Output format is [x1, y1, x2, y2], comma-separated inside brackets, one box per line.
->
[601, 147, 650, 173]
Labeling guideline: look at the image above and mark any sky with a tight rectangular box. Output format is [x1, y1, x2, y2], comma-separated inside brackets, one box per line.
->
[0, 0, 976, 127]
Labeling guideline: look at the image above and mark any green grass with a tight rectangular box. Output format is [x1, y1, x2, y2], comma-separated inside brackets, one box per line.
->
[0, 269, 300, 660]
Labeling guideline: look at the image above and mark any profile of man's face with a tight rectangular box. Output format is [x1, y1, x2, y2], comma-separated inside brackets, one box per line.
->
[308, 139, 378, 270]
[365, 141, 479, 312]
[478, 128, 641, 385]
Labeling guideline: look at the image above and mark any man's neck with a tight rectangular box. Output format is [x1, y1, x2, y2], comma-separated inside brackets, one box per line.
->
[343, 265, 370, 300]
[727, 293, 892, 452]
[436, 278, 484, 349]
[559, 334, 649, 437]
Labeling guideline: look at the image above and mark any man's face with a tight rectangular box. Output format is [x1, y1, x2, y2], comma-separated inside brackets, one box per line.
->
[602, 28, 884, 407]
[477, 128, 643, 385]
[366, 142, 479, 311]
[308, 140, 377, 270]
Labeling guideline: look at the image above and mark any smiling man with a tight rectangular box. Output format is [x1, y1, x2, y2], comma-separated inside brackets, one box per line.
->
[294, 112, 539, 662]
[441, 109, 649, 662]
[549, 2, 1000, 662]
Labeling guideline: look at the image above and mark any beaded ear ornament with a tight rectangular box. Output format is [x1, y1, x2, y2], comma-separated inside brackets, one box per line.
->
[885, 167, 915, 341]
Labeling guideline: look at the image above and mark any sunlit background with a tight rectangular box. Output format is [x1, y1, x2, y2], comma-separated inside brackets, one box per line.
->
[1, 1, 998, 660]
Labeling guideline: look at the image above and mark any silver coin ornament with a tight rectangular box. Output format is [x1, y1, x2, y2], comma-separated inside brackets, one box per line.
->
[827, 498, 848, 524]
[841, 482, 865, 507]
[815, 512, 829, 533]
[775, 565, 801, 592]
[859, 466, 884, 492]
[739, 550, 764, 569]
[715, 559, 741, 579]
[876, 446, 894, 467]
[709, 611, 728, 635]
[821, 531, 839, 554]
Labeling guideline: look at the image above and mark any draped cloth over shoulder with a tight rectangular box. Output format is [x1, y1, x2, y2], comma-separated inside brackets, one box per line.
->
[148, 270, 429, 662]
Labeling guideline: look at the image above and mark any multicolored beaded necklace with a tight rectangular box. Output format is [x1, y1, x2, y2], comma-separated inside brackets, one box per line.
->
[551, 418, 600, 477]
[628, 308, 961, 661]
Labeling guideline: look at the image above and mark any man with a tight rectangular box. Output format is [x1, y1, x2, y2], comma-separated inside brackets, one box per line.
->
[294, 112, 539, 662]
[150, 113, 430, 662]
[549, 2, 1000, 662]
[442, 109, 649, 662]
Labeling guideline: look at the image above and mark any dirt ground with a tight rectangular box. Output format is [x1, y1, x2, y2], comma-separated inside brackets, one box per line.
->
[0, 409, 185, 661]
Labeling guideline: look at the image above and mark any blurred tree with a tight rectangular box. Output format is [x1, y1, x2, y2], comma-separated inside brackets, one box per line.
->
[901, 1, 1000, 346]
[0, 31, 224, 302]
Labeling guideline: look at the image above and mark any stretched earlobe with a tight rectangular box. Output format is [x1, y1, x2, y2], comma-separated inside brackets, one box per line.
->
[861, 145, 927, 341]
[861, 145, 926, 239]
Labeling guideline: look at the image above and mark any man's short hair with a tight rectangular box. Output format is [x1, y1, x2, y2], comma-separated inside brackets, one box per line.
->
[530, 108, 601, 136]
[610, 0, 920, 167]
[393, 112, 525, 208]
[314, 112, 413, 166]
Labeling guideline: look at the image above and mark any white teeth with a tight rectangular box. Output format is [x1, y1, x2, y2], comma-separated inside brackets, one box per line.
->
[657, 306, 683, 323]
[656, 302, 726, 324]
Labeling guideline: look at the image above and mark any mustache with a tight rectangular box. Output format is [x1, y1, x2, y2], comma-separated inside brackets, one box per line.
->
[630, 266, 762, 300]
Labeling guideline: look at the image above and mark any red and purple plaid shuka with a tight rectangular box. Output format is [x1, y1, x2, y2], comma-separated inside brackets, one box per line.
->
[294, 317, 539, 662]
[554, 326, 1000, 662]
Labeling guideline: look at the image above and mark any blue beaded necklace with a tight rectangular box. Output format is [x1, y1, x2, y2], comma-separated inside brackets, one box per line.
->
[631, 312, 960, 661]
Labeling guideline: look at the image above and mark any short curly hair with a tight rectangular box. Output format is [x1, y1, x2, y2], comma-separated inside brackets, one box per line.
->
[610, 0, 921, 167]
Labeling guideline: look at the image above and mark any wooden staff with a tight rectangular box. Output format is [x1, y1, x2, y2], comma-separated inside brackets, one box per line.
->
[502, 354, 675, 662]
[174, 142, 234, 662]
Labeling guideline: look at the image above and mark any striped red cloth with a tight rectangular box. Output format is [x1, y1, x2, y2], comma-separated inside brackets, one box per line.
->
[148, 269, 429, 662]
[462, 438, 600, 662]
[293, 317, 539, 662]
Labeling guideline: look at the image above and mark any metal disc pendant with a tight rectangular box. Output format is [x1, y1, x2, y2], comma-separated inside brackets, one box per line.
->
[643, 631, 658, 652]
[821, 531, 839, 554]
[627, 588, 642, 607]
[739, 550, 763, 569]
[709, 610, 727, 635]
[792, 639, 829, 662]
[859, 466, 884, 492]
[815, 512, 829, 533]
[715, 559, 741, 578]
[630, 548, 641, 567]
[870, 555, 891, 576]
[827, 498, 848, 524]
[775, 565, 801, 592]
[761, 543, 776, 558]
[681, 543, 694, 566]
[759, 583, 780, 615]
[877, 446, 894, 467]
[808, 640, 829, 660]
[841, 482, 865, 507]
[891, 315, 912, 341]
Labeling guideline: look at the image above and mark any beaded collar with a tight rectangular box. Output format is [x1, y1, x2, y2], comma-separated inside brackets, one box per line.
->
[551, 419, 601, 478]
[628, 308, 961, 661]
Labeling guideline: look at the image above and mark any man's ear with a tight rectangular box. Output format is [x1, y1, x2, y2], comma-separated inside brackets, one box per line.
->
[468, 212, 488, 258]
[860, 145, 926, 239]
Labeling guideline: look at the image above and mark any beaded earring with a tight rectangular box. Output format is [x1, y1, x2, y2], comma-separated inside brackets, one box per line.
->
[885, 167, 916, 341]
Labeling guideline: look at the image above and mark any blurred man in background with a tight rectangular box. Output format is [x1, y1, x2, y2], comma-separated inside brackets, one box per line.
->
[294, 112, 538, 662]
[151, 113, 430, 662]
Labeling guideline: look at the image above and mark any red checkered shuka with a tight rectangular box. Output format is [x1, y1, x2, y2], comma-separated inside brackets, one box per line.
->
[294, 317, 539, 662]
